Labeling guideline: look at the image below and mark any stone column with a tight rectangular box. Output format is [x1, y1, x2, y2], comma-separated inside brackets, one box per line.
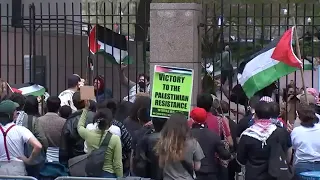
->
[149, 3, 202, 106]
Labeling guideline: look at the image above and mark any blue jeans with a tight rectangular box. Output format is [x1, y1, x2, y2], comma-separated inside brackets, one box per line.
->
[101, 171, 117, 178]
[294, 162, 320, 179]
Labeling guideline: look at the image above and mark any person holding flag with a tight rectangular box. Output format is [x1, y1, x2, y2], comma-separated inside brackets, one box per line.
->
[120, 65, 150, 103]
[227, 26, 303, 111]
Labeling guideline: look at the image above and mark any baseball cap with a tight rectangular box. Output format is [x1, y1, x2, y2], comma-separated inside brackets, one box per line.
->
[297, 93, 316, 105]
[190, 107, 207, 124]
[68, 74, 81, 88]
[0, 100, 19, 114]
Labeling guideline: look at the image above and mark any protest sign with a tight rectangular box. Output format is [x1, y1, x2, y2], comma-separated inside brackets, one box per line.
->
[80, 86, 95, 100]
[150, 65, 194, 118]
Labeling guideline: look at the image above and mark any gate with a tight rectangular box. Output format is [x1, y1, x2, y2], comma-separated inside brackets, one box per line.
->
[1, 2, 320, 113]
[0, 1, 149, 100]
[201, 3, 320, 121]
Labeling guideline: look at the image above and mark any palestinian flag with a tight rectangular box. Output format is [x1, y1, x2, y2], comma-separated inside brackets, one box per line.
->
[10, 83, 46, 97]
[238, 27, 302, 98]
[302, 58, 319, 70]
[88, 25, 132, 64]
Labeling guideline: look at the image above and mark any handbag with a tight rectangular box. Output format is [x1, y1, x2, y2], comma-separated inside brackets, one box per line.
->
[68, 153, 89, 176]
[217, 116, 232, 168]
[24, 115, 46, 165]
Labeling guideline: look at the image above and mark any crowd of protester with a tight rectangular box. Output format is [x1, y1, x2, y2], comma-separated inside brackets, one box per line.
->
[0, 74, 320, 180]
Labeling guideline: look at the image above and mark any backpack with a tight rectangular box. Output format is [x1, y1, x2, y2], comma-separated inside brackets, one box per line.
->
[268, 129, 293, 180]
[85, 131, 112, 177]
[132, 127, 154, 177]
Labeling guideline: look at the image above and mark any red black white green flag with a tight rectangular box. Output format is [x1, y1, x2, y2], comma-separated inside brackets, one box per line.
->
[238, 27, 302, 98]
[88, 25, 132, 64]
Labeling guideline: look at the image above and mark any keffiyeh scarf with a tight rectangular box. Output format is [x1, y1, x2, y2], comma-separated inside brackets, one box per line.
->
[241, 119, 277, 148]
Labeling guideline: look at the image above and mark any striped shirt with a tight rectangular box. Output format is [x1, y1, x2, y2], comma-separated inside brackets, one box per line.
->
[112, 119, 132, 160]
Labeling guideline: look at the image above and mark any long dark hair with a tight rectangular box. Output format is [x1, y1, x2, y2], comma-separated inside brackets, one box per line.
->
[94, 108, 113, 140]
[154, 113, 190, 167]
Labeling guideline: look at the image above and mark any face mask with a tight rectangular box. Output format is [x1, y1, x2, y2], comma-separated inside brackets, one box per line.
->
[138, 81, 146, 89]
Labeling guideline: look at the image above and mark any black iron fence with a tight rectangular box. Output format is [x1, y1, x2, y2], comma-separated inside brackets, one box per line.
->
[201, 3, 320, 116]
[1, 2, 320, 105]
[0, 1, 149, 100]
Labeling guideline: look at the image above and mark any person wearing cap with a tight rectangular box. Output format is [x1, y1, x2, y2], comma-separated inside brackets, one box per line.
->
[293, 92, 320, 128]
[58, 74, 82, 112]
[0, 100, 42, 176]
[190, 107, 231, 180]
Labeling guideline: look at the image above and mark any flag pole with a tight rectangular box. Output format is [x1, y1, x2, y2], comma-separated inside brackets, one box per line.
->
[292, 18, 309, 104]
[6, 82, 14, 93]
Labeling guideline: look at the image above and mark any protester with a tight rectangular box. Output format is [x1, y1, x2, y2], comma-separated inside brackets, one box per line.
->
[120, 65, 150, 103]
[114, 101, 133, 122]
[96, 99, 132, 176]
[155, 113, 205, 180]
[248, 97, 286, 128]
[291, 103, 320, 178]
[123, 95, 151, 137]
[93, 75, 113, 103]
[59, 92, 95, 165]
[9, 92, 27, 126]
[84, 107, 121, 153]
[21, 95, 48, 178]
[59, 105, 72, 119]
[190, 107, 231, 180]
[237, 96, 265, 137]
[294, 91, 320, 128]
[58, 74, 81, 112]
[282, 84, 299, 124]
[0, 100, 42, 176]
[237, 101, 293, 180]
[78, 101, 123, 178]
[139, 117, 168, 180]
[131, 107, 152, 175]
[38, 96, 65, 161]
[194, 93, 233, 147]
[215, 100, 240, 180]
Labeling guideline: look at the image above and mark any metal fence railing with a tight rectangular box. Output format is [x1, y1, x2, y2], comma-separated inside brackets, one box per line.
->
[54, 177, 152, 180]
[54, 177, 115, 180]
[0, 175, 37, 180]
[0, 1, 150, 100]
[1, 2, 320, 120]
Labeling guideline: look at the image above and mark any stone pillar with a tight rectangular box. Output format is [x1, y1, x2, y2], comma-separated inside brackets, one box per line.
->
[150, 3, 202, 106]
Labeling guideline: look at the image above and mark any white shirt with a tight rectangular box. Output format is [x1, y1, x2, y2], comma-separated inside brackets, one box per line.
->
[291, 123, 320, 164]
[0, 123, 34, 162]
[58, 89, 77, 112]
[84, 123, 121, 153]
[123, 84, 150, 103]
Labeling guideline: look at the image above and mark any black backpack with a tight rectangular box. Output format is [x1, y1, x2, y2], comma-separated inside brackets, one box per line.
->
[132, 127, 154, 177]
[268, 129, 293, 180]
[85, 131, 112, 177]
